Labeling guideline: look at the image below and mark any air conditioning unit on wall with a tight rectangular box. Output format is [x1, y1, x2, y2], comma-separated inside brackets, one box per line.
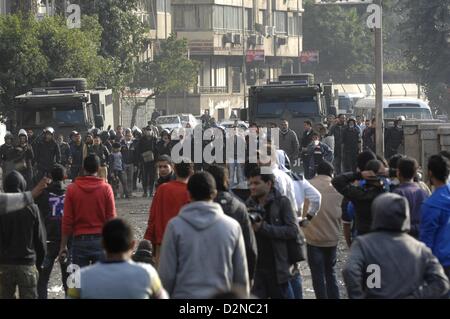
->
[233, 33, 242, 45]
[276, 36, 287, 46]
[223, 33, 233, 44]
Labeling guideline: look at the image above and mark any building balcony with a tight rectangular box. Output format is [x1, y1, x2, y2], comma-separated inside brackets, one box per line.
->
[197, 86, 228, 94]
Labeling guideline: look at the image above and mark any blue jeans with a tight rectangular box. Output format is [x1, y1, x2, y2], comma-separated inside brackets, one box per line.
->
[287, 271, 303, 299]
[71, 235, 104, 268]
[307, 244, 340, 299]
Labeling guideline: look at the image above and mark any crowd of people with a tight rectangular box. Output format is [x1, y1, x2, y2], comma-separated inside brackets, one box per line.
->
[0, 111, 449, 299]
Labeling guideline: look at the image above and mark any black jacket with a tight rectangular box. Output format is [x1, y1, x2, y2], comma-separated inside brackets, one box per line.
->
[36, 181, 66, 243]
[362, 127, 376, 153]
[35, 139, 61, 171]
[90, 144, 110, 166]
[342, 127, 361, 154]
[121, 140, 138, 165]
[138, 136, 156, 158]
[155, 140, 174, 158]
[69, 141, 84, 168]
[216, 191, 258, 281]
[58, 142, 71, 166]
[246, 189, 299, 284]
[332, 172, 386, 235]
[0, 143, 15, 163]
[329, 124, 346, 156]
[385, 126, 404, 157]
[0, 171, 46, 267]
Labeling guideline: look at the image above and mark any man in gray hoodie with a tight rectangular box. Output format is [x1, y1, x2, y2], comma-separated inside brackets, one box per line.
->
[343, 193, 449, 299]
[159, 172, 249, 299]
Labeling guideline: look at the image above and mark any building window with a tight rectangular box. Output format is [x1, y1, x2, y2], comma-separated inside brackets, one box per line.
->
[213, 5, 245, 32]
[174, 5, 212, 30]
[232, 67, 241, 93]
[244, 8, 253, 31]
[140, 0, 157, 29]
[212, 60, 227, 88]
[213, 5, 224, 29]
[274, 11, 287, 34]
[259, 10, 267, 26]
[156, 0, 170, 13]
[289, 13, 302, 36]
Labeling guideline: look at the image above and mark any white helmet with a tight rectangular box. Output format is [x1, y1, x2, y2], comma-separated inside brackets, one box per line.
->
[132, 126, 142, 135]
[44, 127, 55, 134]
[18, 129, 27, 137]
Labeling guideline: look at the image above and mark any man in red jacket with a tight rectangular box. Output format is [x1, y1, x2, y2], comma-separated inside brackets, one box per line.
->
[144, 160, 193, 265]
[59, 154, 116, 268]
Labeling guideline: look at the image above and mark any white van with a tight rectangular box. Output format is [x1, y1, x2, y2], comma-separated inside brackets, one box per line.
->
[354, 97, 433, 120]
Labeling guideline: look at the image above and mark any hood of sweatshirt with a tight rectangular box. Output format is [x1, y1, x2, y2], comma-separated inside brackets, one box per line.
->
[178, 201, 224, 230]
[74, 176, 105, 193]
[4, 170, 27, 193]
[371, 193, 410, 232]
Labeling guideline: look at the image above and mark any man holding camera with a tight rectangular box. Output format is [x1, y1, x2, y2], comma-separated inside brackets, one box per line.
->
[245, 167, 300, 299]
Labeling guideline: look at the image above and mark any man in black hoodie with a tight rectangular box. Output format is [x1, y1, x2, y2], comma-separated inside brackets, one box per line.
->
[0, 171, 46, 299]
[207, 165, 258, 282]
[35, 164, 69, 299]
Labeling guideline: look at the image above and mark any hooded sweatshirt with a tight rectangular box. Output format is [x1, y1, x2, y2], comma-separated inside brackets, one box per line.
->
[343, 193, 449, 299]
[62, 176, 116, 237]
[159, 201, 249, 299]
[0, 171, 46, 267]
[420, 184, 450, 268]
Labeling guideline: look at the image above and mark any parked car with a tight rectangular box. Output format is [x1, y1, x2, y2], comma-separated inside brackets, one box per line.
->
[156, 115, 183, 132]
[219, 120, 249, 130]
[178, 113, 198, 128]
[156, 113, 198, 135]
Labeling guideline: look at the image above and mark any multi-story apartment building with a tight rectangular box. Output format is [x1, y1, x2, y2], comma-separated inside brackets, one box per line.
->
[159, 0, 303, 120]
